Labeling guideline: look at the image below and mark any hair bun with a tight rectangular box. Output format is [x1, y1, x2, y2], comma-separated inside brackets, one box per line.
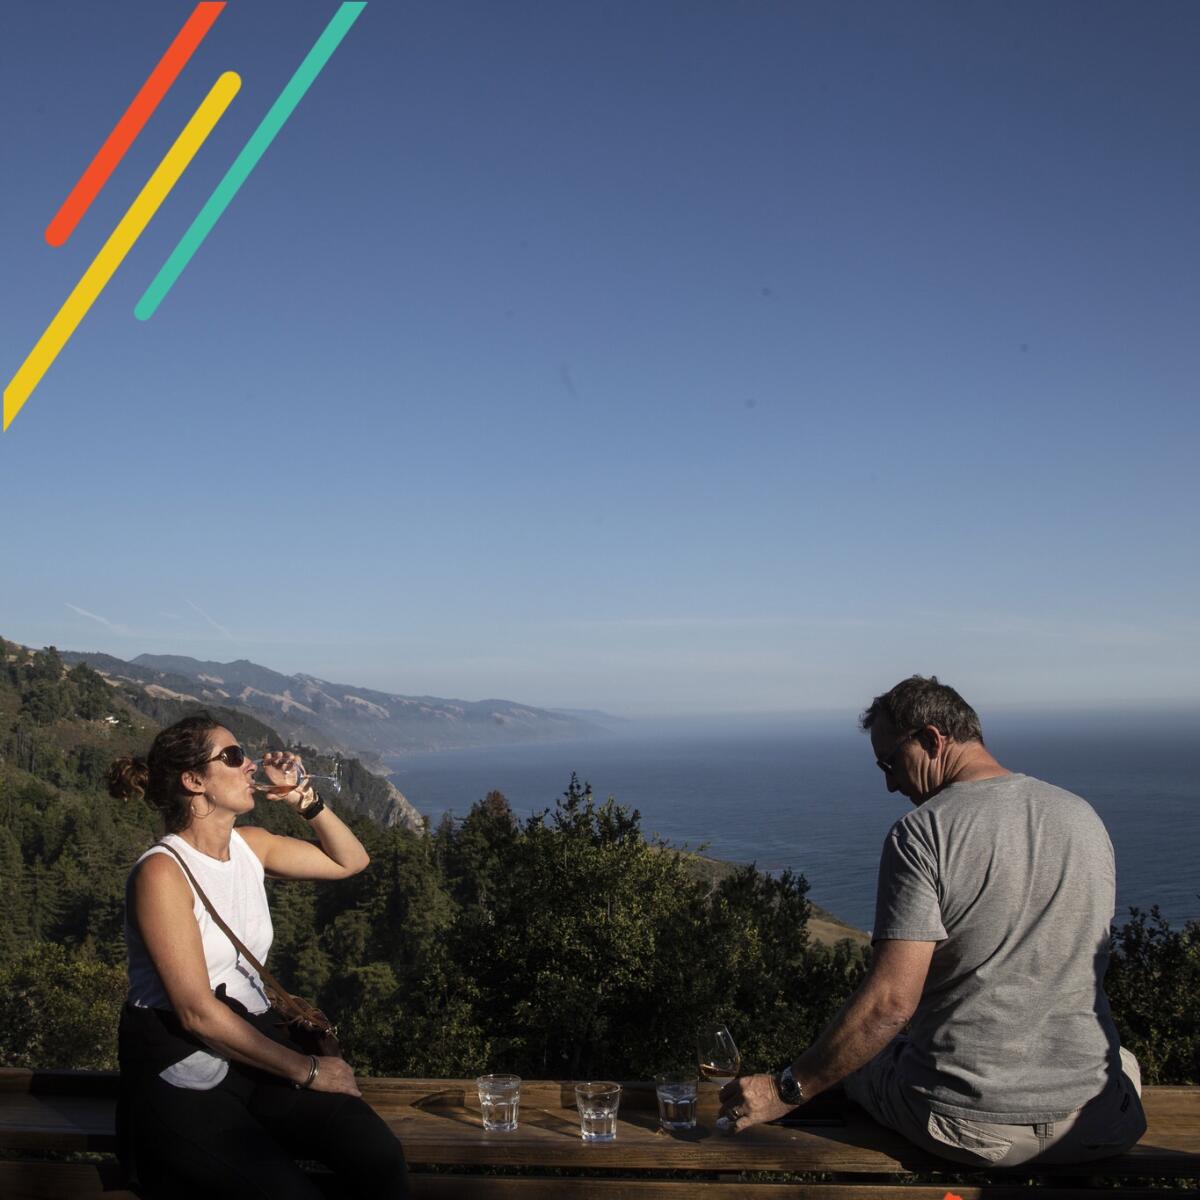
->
[107, 756, 149, 802]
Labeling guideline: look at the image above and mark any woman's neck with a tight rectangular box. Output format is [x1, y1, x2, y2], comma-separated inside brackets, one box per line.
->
[176, 815, 237, 862]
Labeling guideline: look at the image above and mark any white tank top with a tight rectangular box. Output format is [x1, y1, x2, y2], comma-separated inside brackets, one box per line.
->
[125, 830, 274, 1089]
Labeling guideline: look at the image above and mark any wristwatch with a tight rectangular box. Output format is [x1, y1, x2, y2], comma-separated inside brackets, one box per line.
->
[299, 793, 326, 821]
[774, 1064, 805, 1106]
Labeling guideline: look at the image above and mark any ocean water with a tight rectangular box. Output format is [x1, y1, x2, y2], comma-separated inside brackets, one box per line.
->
[385, 709, 1199, 934]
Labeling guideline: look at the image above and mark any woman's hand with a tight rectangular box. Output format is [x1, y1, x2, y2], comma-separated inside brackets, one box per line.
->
[259, 750, 308, 809]
[308, 1055, 362, 1097]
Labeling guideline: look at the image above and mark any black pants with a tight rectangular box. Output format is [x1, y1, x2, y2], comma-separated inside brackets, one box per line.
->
[124, 1061, 410, 1200]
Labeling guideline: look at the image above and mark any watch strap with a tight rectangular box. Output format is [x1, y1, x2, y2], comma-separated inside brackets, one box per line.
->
[299, 793, 325, 820]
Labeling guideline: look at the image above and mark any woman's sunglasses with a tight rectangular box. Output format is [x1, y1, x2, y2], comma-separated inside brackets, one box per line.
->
[203, 744, 249, 768]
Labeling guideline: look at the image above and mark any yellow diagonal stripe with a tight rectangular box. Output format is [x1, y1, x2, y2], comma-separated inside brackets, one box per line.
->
[3, 71, 240, 431]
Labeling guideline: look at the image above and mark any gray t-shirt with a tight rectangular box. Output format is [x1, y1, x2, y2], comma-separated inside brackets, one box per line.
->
[873, 773, 1121, 1122]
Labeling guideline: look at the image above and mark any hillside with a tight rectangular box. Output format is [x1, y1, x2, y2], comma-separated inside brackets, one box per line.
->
[57, 650, 610, 761]
[1, 638, 423, 835]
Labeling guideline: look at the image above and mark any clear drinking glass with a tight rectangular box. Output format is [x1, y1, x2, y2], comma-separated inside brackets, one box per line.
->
[476, 1074, 521, 1132]
[697, 1023, 740, 1086]
[575, 1081, 621, 1142]
[252, 757, 342, 797]
[654, 1071, 698, 1130]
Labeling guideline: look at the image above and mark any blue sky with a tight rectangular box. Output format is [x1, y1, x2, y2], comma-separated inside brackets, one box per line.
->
[2, 1, 1197, 715]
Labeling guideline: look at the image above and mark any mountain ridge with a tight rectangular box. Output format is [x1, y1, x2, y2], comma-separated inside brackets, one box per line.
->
[56, 650, 612, 764]
[0, 638, 424, 834]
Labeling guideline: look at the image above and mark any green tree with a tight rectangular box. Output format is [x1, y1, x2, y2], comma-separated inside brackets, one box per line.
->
[0, 826, 28, 961]
[442, 790, 519, 911]
[451, 777, 702, 1076]
[23, 858, 67, 941]
[0, 942, 126, 1069]
[66, 662, 113, 720]
[28, 646, 65, 684]
[1107, 907, 1200, 1084]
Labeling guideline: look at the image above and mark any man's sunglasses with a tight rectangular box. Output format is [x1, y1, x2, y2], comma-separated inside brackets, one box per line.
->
[875, 732, 918, 775]
[203, 745, 250, 768]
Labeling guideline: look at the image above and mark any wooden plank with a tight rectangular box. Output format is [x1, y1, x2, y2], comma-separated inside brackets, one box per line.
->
[0, 1163, 1195, 1200]
[409, 1184, 1197, 1200]
[0, 1160, 136, 1198]
[379, 1102, 1200, 1176]
[0, 1072, 1197, 1179]
[382, 1105, 916, 1172]
[0, 1069, 120, 1097]
[0, 1092, 118, 1152]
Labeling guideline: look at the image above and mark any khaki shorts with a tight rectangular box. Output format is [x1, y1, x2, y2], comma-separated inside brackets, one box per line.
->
[845, 1039, 1147, 1168]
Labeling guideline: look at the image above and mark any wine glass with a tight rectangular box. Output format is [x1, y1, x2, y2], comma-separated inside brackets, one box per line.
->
[252, 755, 342, 797]
[697, 1023, 740, 1085]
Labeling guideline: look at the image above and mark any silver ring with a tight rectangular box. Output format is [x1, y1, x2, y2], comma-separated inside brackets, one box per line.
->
[729, 1107, 743, 1121]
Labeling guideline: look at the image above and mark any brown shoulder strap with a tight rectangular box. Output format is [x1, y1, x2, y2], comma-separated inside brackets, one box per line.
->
[154, 840, 294, 1005]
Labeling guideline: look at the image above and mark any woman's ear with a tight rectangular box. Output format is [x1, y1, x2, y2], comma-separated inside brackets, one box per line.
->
[180, 769, 206, 797]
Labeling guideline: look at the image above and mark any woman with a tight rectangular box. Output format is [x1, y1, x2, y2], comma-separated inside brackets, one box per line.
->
[108, 713, 409, 1199]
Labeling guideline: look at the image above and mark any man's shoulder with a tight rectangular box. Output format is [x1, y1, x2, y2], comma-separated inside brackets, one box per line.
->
[1005, 771, 1077, 797]
[1003, 773, 1106, 822]
[885, 805, 937, 849]
[935, 771, 1094, 808]
[922, 774, 1111, 851]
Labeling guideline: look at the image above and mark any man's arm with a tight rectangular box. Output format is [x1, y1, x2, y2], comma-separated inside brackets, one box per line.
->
[720, 938, 935, 1132]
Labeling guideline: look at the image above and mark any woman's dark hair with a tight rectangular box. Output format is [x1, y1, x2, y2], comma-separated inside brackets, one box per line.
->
[859, 675, 985, 744]
[107, 712, 222, 833]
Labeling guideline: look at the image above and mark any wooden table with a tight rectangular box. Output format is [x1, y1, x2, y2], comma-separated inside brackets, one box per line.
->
[2, 1071, 1199, 1198]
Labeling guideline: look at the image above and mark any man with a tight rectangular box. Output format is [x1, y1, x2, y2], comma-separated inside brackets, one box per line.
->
[720, 675, 1146, 1167]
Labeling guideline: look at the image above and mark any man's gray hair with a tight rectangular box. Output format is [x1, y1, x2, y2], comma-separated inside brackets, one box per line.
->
[859, 675, 985, 744]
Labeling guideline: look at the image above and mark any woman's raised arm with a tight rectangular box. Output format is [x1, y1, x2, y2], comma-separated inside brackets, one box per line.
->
[239, 800, 370, 880]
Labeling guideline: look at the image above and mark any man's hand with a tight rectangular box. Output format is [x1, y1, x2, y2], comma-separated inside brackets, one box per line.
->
[717, 1073, 796, 1133]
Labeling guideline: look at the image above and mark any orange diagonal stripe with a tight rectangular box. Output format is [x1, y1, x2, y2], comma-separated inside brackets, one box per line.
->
[44, 2, 226, 248]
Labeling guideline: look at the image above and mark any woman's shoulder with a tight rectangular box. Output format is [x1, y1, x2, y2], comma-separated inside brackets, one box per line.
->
[129, 844, 192, 898]
[234, 825, 266, 851]
[232, 825, 270, 872]
[131, 834, 189, 874]
[130, 837, 175, 875]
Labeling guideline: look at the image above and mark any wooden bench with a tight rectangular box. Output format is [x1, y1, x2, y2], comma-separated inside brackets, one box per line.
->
[1, 1069, 1197, 1198]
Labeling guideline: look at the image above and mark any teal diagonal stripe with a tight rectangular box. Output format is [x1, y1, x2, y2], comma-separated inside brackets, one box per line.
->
[135, 2, 367, 320]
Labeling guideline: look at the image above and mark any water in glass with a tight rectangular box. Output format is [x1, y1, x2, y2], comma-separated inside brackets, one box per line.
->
[575, 1082, 620, 1142]
[476, 1074, 520, 1132]
[579, 1105, 617, 1141]
[480, 1094, 519, 1132]
[655, 1078, 698, 1130]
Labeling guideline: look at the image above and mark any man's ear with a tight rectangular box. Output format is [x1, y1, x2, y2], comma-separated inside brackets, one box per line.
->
[918, 725, 947, 757]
